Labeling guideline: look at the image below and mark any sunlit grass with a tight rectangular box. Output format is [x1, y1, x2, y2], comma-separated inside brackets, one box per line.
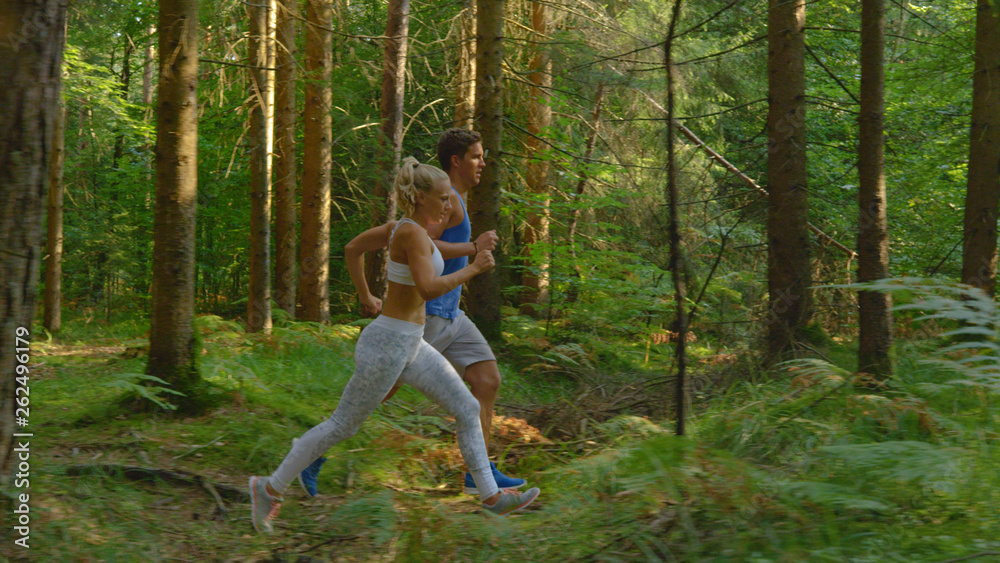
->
[11, 301, 1000, 561]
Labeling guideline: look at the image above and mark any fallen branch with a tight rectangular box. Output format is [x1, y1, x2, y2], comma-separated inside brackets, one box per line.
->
[66, 464, 248, 502]
[301, 534, 363, 553]
[171, 434, 225, 460]
[202, 480, 228, 518]
[937, 552, 1000, 563]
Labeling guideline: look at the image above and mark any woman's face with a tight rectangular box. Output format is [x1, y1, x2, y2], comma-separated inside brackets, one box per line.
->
[419, 178, 453, 224]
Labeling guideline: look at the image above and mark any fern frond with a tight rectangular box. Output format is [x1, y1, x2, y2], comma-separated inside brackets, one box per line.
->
[779, 481, 891, 512]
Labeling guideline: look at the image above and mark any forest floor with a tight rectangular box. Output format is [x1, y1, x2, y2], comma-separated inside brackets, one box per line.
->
[4, 316, 1000, 562]
[0, 321, 673, 562]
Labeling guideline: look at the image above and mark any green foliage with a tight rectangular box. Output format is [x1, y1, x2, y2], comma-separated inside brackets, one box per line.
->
[816, 441, 964, 492]
[16, 294, 1000, 561]
[853, 278, 1000, 391]
[103, 372, 186, 411]
[324, 491, 399, 546]
[24, 0, 1000, 557]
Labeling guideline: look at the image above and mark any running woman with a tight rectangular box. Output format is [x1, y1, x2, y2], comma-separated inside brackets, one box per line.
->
[248, 158, 539, 534]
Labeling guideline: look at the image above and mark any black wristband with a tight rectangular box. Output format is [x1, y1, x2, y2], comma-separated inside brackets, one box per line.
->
[473, 241, 479, 255]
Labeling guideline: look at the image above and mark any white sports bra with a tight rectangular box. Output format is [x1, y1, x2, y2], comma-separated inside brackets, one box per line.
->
[387, 218, 445, 286]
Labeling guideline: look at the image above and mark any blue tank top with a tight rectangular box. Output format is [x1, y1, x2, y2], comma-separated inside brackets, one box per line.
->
[425, 187, 470, 319]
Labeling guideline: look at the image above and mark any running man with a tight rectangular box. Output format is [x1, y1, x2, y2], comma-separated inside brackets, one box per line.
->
[298, 129, 525, 496]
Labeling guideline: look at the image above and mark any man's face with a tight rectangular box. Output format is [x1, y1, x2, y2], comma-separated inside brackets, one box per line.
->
[453, 142, 487, 188]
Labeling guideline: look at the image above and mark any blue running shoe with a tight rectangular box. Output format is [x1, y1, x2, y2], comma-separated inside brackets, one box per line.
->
[298, 456, 326, 497]
[292, 437, 326, 497]
[464, 462, 526, 495]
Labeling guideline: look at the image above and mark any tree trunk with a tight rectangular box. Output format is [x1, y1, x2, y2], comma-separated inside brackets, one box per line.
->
[766, 0, 812, 364]
[519, 0, 552, 316]
[0, 0, 68, 482]
[44, 102, 66, 333]
[961, 0, 1000, 295]
[468, 0, 504, 342]
[113, 38, 133, 168]
[454, 0, 476, 129]
[857, 0, 894, 376]
[247, 0, 272, 333]
[143, 26, 155, 107]
[665, 0, 686, 437]
[298, 0, 333, 323]
[273, 0, 298, 316]
[365, 0, 408, 302]
[142, 25, 156, 181]
[565, 86, 604, 305]
[147, 0, 203, 410]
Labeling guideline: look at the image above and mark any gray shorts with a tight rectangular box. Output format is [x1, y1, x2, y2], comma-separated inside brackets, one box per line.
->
[423, 311, 496, 377]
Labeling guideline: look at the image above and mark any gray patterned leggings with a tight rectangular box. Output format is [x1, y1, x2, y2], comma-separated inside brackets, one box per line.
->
[268, 315, 499, 500]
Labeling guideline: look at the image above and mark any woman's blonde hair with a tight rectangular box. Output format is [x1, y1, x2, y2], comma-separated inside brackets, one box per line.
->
[394, 156, 449, 215]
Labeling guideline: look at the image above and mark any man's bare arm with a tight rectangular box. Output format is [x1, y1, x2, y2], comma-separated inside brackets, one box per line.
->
[432, 230, 500, 259]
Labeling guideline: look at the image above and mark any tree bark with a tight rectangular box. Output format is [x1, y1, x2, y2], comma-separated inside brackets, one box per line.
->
[112, 38, 133, 168]
[666, 0, 687, 437]
[519, 0, 552, 315]
[143, 26, 155, 107]
[0, 0, 68, 482]
[565, 86, 604, 305]
[454, 0, 476, 129]
[247, 0, 272, 333]
[961, 0, 1000, 295]
[468, 0, 504, 341]
[147, 0, 203, 409]
[298, 0, 333, 323]
[365, 0, 408, 304]
[766, 0, 812, 364]
[857, 0, 894, 376]
[44, 101, 66, 333]
[273, 0, 298, 316]
[142, 25, 156, 181]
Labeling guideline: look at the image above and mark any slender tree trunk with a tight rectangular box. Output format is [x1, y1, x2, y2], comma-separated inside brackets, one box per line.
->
[147, 0, 203, 409]
[454, 0, 476, 129]
[565, 86, 604, 305]
[143, 26, 155, 107]
[961, 0, 1000, 294]
[143, 26, 156, 181]
[858, 0, 894, 376]
[247, 0, 272, 333]
[0, 0, 68, 482]
[113, 38, 133, 168]
[44, 102, 66, 333]
[766, 0, 812, 364]
[365, 0, 408, 302]
[519, 0, 552, 315]
[298, 0, 333, 323]
[468, 0, 504, 341]
[273, 0, 298, 316]
[666, 0, 686, 437]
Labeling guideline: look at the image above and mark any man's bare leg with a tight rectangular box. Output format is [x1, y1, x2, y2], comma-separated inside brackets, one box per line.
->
[463, 359, 501, 451]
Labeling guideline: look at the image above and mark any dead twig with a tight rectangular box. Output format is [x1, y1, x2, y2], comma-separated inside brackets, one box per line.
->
[66, 464, 248, 501]
[171, 434, 225, 460]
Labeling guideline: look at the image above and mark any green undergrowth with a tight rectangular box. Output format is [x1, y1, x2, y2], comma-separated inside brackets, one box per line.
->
[5, 295, 1000, 561]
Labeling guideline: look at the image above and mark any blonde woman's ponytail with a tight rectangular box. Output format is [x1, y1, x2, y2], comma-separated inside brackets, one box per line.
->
[393, 156, 448, 216]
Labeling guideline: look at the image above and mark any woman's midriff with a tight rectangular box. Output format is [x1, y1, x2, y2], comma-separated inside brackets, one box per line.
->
[380, 281, 427, 325]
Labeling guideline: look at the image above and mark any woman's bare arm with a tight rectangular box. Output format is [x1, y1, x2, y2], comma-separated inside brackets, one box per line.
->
[345, 221, 396, 316]
[399, 226, 494, 302]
